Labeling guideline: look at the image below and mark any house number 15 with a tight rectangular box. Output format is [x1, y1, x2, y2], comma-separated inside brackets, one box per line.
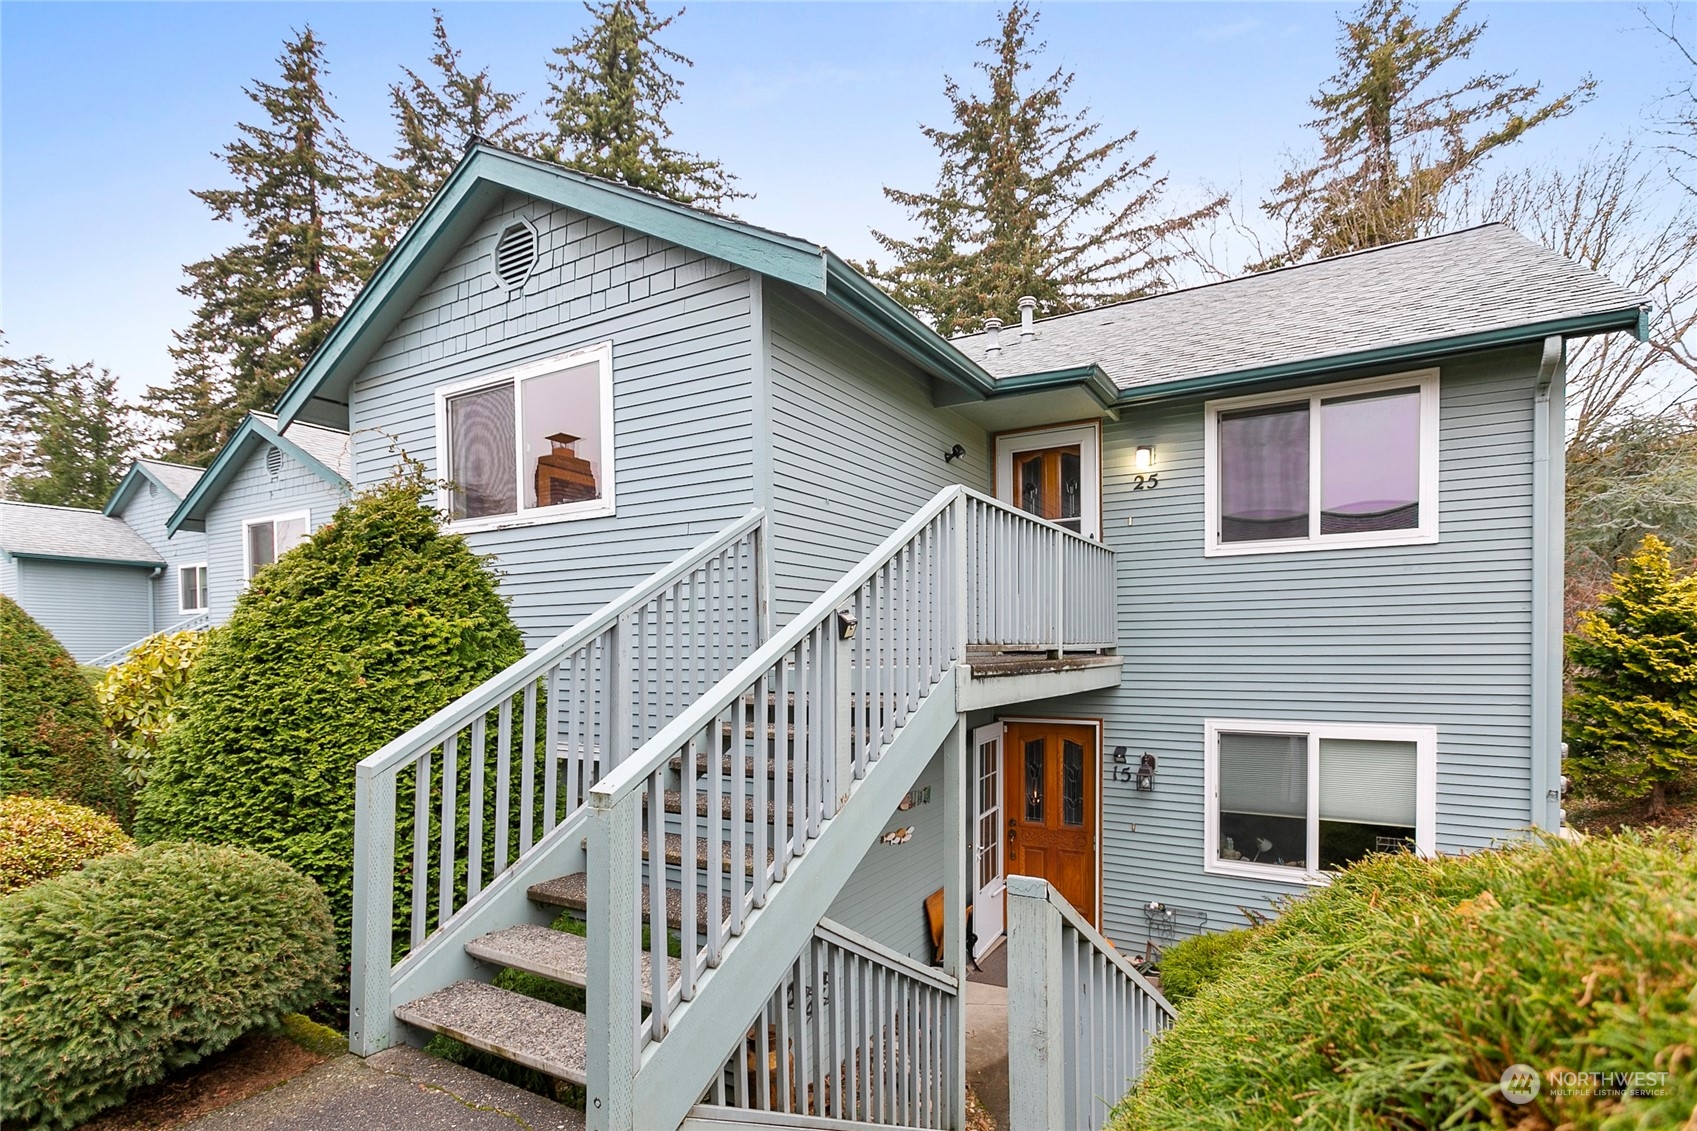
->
[1131, 474, 1160, 491]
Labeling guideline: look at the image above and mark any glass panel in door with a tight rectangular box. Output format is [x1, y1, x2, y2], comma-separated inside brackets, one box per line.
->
[972, 725, 1005, 959]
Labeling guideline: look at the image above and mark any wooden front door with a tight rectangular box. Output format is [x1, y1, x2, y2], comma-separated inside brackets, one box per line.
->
[1012, 445, 1084, 534]
[1004, 721, 1098, 924]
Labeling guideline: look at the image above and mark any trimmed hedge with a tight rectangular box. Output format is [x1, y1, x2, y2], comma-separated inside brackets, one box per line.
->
[1114, 832, 1697, 1130]
[0, 793, 131, 894]
[0, 842, 337, 1130]
[1153, 926, 1255, 1005]
[134, 473, 525, 953]
[0, 596, 127, 820]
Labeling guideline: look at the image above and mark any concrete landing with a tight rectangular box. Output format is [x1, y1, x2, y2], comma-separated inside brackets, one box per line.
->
[184, 1045, 584, 1131]
[965, 978, 1011, 1131]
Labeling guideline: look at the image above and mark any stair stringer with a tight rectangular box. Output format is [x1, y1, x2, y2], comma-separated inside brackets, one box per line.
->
[375, 811, 591, 1051]
[630, 667, 961, 1131]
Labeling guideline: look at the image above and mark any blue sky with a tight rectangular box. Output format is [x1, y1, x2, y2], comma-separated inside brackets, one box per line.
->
[0, 1, 1682, 400]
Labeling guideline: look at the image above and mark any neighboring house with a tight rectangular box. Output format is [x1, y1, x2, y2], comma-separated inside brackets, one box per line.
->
[261, 144, 1642, 1127]
[104, 458, 209, 631]
[165, 411, 352, 622]
[0, 500, 165, 662]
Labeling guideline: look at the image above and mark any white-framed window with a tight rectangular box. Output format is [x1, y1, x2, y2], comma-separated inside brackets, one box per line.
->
[1203, 718, 1437, 885]
[177, 563, 208, 615]
[993, 421, 1102, 540]
[1203, 369, 1439, 556]
[434, 341, 616, 532]
[244, 512, 310, 581]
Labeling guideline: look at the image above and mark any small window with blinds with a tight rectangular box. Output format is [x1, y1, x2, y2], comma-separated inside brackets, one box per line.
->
[1205, 369, 1439, 556]
[1206, 720, 1435, 883]
[435, 342, 615, 527]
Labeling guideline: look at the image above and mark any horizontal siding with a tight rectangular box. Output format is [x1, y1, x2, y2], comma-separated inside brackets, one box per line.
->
[14, 557, 152, 661]
[766, 288, 988, 621]
[826, 745, 947, 965]
[203, 447, 350, 623]
[349, 190, 757, 644]
[113, 482, 209, 628]
[1023, 345, 1542, 947]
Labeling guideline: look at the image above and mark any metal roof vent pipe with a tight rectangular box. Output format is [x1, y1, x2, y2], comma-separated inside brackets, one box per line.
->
[984, 317, 1003, 355]
[1019, 295, 1036, 339]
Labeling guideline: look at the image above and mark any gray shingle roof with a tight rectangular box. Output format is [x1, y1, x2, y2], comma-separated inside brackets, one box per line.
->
[949, 224, 1646, 392]
[0, 501, 165, 566]
[136, 459, 204, 499]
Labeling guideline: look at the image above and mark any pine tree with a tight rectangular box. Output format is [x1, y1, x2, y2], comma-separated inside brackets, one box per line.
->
[1261, 0, 1592, 266]
[541, 0, 744, 210]
[360, 12, 535, 266]
[151, 28, 369, 465]
[0, 351, 140, 509]
[865, 2, 1223, 336]
[1566, 534, 1697, 817]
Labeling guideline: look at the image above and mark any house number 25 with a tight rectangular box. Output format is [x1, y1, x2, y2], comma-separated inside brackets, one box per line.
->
[1131, 474, 1160, 491]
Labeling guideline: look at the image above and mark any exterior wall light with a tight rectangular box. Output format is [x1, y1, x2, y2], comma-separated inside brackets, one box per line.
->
[1136, 752, 1157, 791]
[1134, 445, 1156, 471]
[837, 609, 857, 640]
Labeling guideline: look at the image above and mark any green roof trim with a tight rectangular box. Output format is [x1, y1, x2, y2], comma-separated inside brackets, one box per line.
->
[166, 415, 349, 536]
[821, 253, 995, 399]
[1106, 305, 1648, 407]
[983, 363, 1120, 407]
[9, 551, 162, 570]
[103, 461, 192, 517]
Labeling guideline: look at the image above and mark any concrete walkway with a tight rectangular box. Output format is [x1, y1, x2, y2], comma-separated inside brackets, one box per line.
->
[184, 1046, 584, 1131]
[965, 941, 1011, 1131]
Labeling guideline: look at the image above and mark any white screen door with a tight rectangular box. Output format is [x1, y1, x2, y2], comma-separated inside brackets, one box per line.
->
[973, 723, 1006, 959]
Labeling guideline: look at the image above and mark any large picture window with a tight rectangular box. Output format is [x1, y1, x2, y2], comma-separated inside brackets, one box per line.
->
[243, 513, 309, 581]
[1205, 370, 1438, 555]
[435, 342, 615, 529]
[1204, 719, 1436, 884]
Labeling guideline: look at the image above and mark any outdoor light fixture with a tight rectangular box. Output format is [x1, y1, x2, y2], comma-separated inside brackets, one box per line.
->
[1136, 752, 1157, 792]
[837, 609, 858, 640]
[944, 443, 967, 463]
[1134, 445, 1156, 471]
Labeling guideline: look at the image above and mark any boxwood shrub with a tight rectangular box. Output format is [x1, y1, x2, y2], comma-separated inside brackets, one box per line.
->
[134, 473, 525, 954]
[0, 596, 127, 820]
[1115, 831, 1697, 1130]
[0, 842, 336, 1130]
[0, 793, 131, 894]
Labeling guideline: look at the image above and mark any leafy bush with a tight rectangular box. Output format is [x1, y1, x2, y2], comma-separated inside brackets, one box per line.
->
[0, 596, 127, 820]
[0, 842, 336, 1130]
[134, 473, 525, 953]
[1153, 926, 1255, 1004]
[95, 628, 208, 789]
[0, 793, 131, 894]
[1114, 832, 1697, 1130]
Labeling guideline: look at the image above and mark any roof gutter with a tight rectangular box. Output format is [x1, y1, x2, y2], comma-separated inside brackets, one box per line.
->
[984, 363, 1121, 409]
[821, 253, 997, 400]
[1108, 305, 1648, 407]
[9, 551, 164, 569]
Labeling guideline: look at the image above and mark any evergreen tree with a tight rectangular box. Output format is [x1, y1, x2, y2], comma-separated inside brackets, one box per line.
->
[865, 2, 1223, 336]
[1261, 0, 1592, 266]
[360, 12, 535, 266]
[0, 351, 140, 508]
[1566, 534, 1697, 817]
[152, 28, 369, 465]
[541, 0, 744, 210]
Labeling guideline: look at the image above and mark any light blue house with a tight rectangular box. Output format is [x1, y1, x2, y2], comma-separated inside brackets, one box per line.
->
[252, 144, 1642, 1129]
[105, 458, 210, 636]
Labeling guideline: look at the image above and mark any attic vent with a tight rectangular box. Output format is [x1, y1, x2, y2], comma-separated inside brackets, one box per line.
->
[266, 444, 283, 478]
[492, 219, 540, 292]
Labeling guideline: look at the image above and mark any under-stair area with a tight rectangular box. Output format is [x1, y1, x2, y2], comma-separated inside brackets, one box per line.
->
[348, 486, 1166, 1131]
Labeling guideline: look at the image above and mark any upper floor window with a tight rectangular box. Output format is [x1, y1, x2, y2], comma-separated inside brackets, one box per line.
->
[244, 512, 309, 580]
[178, 563, 208, 614]
[994, 422, 1101, 540]
[1204, 370, 1438, 555]
[435, 342, 615, 530]
[1203, 718, 1436, 885]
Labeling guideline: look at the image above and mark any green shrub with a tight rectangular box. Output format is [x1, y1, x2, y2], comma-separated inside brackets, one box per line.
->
[0, 596, 127, 820]
[134, 473, 525, 954]
[95, 628, 209, 789]
[1154, 926, 1255, 1004]
[1114, 832, 1697, 1130]
[0, 793, 131, 894]
[0, 842, 337, 1130]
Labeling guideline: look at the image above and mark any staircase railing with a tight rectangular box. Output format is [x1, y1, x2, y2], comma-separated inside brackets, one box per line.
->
[695, 917, 959, 1128]
[89, 612, 212, 667]
[583, 485, 1112, 1130]
[963, 494, 1115, 652]
[1006, 876, 1175, 1131]
[350, 509, 765, 1034]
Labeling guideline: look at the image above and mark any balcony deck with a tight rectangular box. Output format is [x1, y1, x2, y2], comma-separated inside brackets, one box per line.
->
[957, 648, 1122, 710]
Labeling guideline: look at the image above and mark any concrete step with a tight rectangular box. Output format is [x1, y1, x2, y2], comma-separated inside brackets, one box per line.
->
[528, 872, 731, 932]
[465, 923, 678, 1005]
[395, 980, 588, 1086]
